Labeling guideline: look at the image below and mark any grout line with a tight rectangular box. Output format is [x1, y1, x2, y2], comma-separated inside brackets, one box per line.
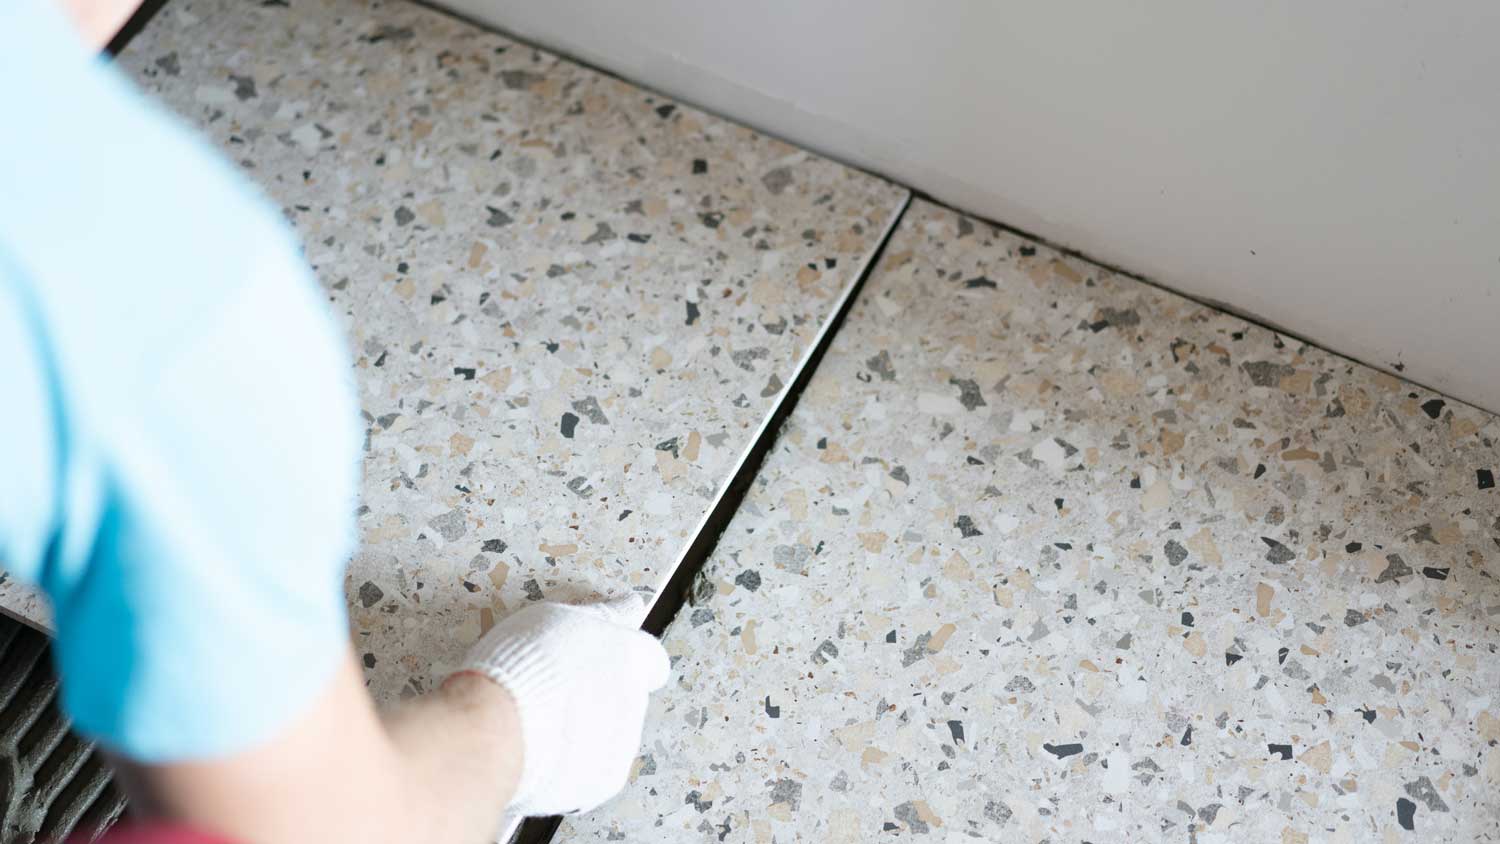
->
[638, 192, 911, 637]
[103, 0, 173, 58]
[507, 192, 912, 844]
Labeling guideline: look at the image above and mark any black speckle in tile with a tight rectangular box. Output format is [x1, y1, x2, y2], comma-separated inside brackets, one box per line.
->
[1396, 797, 1416, 830]
[1267, 743, 1292, 760]
[1042, 742, 1083, 759]
[1420, 398, 1445, 419]
[560, 412, 579, 438]
[947, 720, 965, 744]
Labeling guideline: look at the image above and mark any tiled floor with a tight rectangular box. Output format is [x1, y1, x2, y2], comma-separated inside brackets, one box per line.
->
[561, 200, 1500, 842]
[0, 0, 906, 702]
[3, 3, 1497, 843]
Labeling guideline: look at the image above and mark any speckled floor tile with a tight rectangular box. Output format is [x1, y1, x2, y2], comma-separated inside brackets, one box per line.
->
[0, 583, 48, 631]
[0, 0, 906, 695]
[560, 199, 1500, 843]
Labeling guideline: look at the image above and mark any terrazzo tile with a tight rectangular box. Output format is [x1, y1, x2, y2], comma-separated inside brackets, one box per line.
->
[0, 583, 49, 631]
[0, 0, 906, 695]
[560, 200, 1500, 843]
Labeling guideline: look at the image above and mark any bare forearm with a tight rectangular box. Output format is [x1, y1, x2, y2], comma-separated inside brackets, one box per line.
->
[111, 652, 522, 844]
[382, 672, 524, 842]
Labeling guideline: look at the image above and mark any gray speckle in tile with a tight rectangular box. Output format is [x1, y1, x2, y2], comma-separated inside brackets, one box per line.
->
[562, 200, 1500, 843]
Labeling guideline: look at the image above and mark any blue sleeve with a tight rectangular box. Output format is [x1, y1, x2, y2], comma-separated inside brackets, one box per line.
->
[0, 0, 360, 761]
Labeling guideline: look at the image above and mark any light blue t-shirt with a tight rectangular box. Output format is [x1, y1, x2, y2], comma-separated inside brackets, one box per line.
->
[0, 0, 359, 761]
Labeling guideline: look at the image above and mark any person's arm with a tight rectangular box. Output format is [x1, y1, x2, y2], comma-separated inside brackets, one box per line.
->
[108, 655, 522, 844]
[108, 597, 667, 844]
[11, 6, 665, 840]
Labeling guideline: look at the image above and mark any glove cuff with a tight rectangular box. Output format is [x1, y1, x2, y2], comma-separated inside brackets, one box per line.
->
[459, 626, 566, 812]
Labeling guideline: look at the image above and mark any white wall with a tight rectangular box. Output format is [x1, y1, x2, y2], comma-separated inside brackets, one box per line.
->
[438, 0, 1500, 413]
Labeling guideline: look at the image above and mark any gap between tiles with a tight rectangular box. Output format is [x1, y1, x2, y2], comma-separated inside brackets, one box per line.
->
[508, 192, 911, 844]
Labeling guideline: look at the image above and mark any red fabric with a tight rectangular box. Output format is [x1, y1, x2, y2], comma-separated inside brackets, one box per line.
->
[84, 825, 237, 844]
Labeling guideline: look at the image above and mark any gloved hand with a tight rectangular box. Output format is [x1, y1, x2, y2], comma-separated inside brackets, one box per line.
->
[454, 594, 669, 817]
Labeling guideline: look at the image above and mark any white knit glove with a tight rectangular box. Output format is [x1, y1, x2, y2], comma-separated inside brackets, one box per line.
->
[456, 595, 669, 817]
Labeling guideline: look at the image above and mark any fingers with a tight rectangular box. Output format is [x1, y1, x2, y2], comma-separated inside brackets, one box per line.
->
[558, 595, 668, 692]
[574, 594, 668, 689]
